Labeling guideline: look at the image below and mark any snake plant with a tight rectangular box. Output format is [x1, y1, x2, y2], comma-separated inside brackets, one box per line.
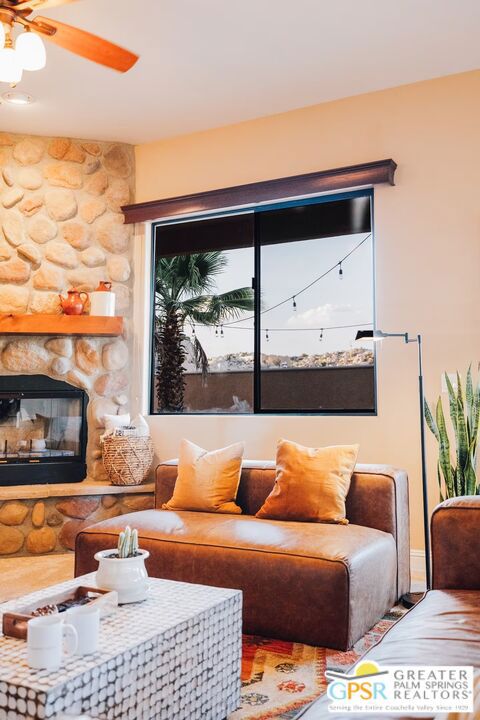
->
[424, 366, 480, 500]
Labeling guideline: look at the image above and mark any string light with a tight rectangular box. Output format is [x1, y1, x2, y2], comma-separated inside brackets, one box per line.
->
[191, 322, 372, 335]
[185, 233, 373, 343]
[224, 233, 371, 327]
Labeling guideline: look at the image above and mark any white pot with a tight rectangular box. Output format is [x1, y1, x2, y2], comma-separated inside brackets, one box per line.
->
[94, 549, 150, 604]
[90, 290, 116, 317]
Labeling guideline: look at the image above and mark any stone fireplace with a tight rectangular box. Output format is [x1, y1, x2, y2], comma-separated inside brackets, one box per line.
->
[0, 336, 131, 484]
[0, 375, 88, 486]
[0, 131, 155, 557]
[0, 130, 136, 483]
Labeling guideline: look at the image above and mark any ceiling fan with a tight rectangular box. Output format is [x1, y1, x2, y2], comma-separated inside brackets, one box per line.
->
[0, 0, 139, 85]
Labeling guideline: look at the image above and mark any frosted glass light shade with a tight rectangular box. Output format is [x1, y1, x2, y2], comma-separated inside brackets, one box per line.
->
[0, 47, 23, 84]
[16, 31, 46, 71]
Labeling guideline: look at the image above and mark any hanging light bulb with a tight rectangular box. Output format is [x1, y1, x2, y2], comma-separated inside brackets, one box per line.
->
[319, 328, 324, 341]
[338, 262, 343, 280]
[265, 329, 270, 342]
[220, 325, 224, 338]
[0, 31, 23, 85]
[292, 296, 297, 311]
[191, 325, 195, 336]
[16, 30, 46, 71]
[215, 326, 218, 337]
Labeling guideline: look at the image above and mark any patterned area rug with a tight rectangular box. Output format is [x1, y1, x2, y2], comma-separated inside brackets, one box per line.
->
[230, 606, 406, 720]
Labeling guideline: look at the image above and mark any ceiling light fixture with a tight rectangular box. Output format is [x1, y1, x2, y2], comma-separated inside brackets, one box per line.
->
[0, 1, 138, 88]
[16, 29, 46, 71]
[2, 89, 34, 105]
[0, 29, 23, 85]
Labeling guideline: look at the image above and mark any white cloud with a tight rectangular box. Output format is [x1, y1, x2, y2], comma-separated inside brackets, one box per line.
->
[287, 303, 355, 327]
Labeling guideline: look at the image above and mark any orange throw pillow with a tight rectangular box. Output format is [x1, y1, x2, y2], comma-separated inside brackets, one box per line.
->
[256, 439, 359, 524]
[162, 439, 244, 514]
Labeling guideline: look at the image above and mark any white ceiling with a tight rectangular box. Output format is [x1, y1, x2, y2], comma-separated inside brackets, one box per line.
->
[0, 0, 479, 145]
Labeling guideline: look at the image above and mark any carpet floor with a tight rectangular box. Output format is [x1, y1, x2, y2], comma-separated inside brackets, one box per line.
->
[0, 555, 405, 719]
[233, 607, 405, 720]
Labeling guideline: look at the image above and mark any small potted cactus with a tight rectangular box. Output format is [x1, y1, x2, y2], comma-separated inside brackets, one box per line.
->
[94, 526, 150, 604]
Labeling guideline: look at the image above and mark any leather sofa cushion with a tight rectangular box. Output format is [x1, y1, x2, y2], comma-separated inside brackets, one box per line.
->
[76, 508, 393, 564]
[76, 508, 397, 649]
[362, 588, 480, 667]
[296, 589, 480, 719]
[432, 496, 480, 590]
[155, 461, 411, 601]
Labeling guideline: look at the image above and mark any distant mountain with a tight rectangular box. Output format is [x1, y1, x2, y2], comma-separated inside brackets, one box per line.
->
[184, 347, 374, 373]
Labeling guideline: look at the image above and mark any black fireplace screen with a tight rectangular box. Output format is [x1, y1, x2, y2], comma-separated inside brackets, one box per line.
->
[0, 375, 87, 486]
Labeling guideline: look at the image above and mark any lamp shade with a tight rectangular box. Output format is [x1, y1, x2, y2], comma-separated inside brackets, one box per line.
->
[0, 47, 23, 84]
[355, 330, 374, 341]
[16, 31, 46, 71]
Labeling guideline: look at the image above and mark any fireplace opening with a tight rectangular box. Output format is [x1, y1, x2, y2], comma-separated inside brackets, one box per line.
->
[0, 375, 88, 486]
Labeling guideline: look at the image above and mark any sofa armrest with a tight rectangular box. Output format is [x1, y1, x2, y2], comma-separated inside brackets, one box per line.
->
[346, 464, 410, 599]
[154, 460, 178, 508]
[431, 496, 480, 590]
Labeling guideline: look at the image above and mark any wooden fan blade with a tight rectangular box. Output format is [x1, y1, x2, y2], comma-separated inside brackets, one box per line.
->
[32, 16, 139, 72]
[10, 0, 77, 11]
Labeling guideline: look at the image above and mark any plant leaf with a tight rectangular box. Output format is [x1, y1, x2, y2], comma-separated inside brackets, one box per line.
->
[424, 398, 440, 441]
[471, 378, 480, 467]
[437, 462, 445, 503]
[465, 458, 477, 495]
[456, 390, 469, 485]
[466, 364, 474, 426]
[444, 373, 458, 435]
[435, 397, 454, 498]
[192, 335, 209, 383]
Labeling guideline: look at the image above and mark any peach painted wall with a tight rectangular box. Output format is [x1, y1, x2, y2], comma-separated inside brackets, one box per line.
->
[134, 70, 480, 551]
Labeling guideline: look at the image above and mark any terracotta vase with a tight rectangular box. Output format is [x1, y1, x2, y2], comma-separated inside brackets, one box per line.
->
[59, 289, 88, 316]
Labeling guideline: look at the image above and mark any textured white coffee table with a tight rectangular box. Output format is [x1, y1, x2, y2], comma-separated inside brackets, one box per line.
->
[0, 574, 242, 720]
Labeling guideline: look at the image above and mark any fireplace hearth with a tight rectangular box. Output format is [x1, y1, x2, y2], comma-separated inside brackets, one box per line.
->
[0, 375, 87, 486]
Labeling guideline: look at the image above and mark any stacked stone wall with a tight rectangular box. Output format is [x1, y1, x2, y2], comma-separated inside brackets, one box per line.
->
[0, 493, 154, 556]
[0, 131, 135, 480]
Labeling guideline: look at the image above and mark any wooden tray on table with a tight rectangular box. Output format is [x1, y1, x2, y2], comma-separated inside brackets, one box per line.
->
[2, 585, 117, 640]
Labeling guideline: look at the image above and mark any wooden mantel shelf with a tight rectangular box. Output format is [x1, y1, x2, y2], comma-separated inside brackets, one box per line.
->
[0, 314, 124, 337]
[0, 477, 155, 501]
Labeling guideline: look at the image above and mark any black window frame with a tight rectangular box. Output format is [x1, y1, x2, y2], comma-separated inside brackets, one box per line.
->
[149, 188, 376, 416]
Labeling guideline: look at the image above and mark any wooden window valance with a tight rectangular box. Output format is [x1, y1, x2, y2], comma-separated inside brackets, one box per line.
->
[122, 158, 397, 224]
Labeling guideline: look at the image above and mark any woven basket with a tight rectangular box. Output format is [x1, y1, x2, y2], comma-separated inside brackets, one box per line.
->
[102, 435, 154, 486]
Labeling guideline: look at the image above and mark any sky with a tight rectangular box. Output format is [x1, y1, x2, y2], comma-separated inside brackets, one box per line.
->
[186, 231, 374, 358]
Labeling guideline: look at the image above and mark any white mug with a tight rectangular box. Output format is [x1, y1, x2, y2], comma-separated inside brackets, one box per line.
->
[66, 604, 100, 655]
[27, 615, 78, 670]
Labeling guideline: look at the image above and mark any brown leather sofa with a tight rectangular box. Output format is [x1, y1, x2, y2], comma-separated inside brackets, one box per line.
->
[75, 460, 410, 650]
[296, 496, 480, 719]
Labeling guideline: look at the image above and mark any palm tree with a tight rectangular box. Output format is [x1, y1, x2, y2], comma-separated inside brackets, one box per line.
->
[154, 252, 254, 412]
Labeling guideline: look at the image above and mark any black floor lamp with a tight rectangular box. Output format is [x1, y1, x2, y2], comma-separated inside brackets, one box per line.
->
[355, 329, 430, 606]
